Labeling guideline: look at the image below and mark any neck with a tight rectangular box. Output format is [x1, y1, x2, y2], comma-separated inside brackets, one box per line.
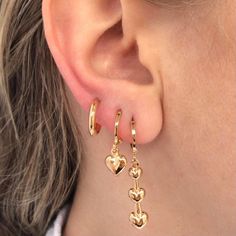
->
[62, 120, 230, 236]
[63, 122, 201, 236]
[63, 125, 162, 236]
[62, 90, 236, 236]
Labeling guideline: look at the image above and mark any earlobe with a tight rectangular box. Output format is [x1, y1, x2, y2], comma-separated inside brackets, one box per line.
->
[42, 0, 163, 144]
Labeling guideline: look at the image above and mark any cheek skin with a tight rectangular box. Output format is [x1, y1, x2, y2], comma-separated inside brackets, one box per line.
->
[162, 23, 236, 203]
[134, 1, 236, 234]
[161, 7, 236, 234]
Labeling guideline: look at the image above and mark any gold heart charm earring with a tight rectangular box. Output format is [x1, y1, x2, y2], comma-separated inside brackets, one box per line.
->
[105, 109, 127, 175]
[89, 98, 101, 136]
[128, 117, 148, 229]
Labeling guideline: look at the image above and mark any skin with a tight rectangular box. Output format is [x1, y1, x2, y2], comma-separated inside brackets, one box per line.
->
[42, 0, 236, 235]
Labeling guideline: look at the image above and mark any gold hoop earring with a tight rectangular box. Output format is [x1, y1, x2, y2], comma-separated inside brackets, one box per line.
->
[89, 99, 101, 136]
[128, 117, 148, 229]
[105, 110, 127, 175]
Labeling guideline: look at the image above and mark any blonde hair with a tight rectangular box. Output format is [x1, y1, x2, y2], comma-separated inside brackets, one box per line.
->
[0, 0, 81, 235]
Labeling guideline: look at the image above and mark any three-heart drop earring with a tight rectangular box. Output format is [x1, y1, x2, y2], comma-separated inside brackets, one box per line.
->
[105, 109, 127, 175]
[128, 117, 148, 229]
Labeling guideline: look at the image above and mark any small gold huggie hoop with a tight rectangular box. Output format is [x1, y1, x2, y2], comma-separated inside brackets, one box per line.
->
[89, 98, 101, 136]
[105, 109, 127, 175]
[130, 119, 137, 154]
[114, 109, 122, 145]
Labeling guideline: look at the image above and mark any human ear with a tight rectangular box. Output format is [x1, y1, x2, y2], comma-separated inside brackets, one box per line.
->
[42, 0, 163, 144]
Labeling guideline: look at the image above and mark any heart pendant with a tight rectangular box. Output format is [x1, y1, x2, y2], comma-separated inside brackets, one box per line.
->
[105, 154, 127, 175]
[129, 211, 148, 229]
[129, 166, 142, 179]
[128, 188, 145, 203]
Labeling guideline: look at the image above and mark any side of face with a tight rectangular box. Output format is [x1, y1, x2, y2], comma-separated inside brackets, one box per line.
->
[42, 0, 236, 234]
[135, 1, 236, 233]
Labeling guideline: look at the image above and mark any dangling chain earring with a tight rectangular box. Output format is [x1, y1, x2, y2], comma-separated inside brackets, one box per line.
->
[89, 98, 101, 136]
[105, 109, 127, 175]
[128, 117, 148, 229]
